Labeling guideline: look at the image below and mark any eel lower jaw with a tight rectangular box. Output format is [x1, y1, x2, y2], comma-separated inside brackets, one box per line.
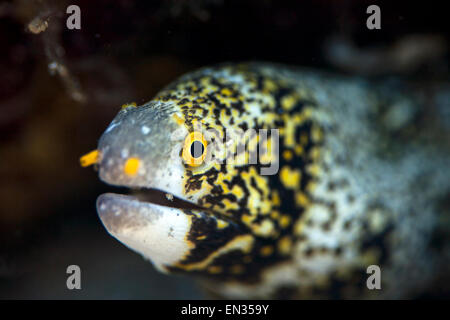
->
[96, 188, 221, 271]
[96, 191, 197, 271]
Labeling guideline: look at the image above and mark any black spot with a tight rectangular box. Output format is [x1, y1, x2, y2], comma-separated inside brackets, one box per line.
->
[274, 286, 298, 299]
[347, 194, 355, 203]
[321, 222, 331, 231]
[361, 223, 394, 265]
[343, 220, 352, 230]
[304, 247, 314, 257]
[238, 122, 248, 131]
[327, 181, 336, 191]
[179, 98, 190, 105]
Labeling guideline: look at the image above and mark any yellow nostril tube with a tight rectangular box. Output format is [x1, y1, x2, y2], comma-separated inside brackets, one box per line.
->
[124, 157, 140, 176]
[121, 102, 137, 109]
[80, 150, 100, 167]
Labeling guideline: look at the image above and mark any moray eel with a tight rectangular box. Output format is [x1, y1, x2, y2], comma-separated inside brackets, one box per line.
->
[82, 63, 450, 298]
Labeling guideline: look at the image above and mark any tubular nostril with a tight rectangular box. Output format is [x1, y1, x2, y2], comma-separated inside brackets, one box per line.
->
[80, 149, 100, 167]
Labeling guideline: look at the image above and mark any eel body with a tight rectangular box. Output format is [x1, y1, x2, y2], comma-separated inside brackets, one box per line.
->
[87, 63, 450, 298]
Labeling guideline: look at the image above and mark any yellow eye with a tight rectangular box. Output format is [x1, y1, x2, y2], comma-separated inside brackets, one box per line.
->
[182, 131, 207, 167]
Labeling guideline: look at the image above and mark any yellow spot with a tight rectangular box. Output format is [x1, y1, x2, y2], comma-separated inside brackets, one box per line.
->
[259, 199, 272, 215]
[217, 219, 229, 229]
[295, 192, 310, 207]
[283, 150, 293, 161]
[294, 145, 304, 155]
[294, 218, 304, 235]
[300, 133, 308, 145]
[230, 265, 244, 274]
[121, 102, 137, 109]
[278, 236, 292, 255]
[260, 245, 274, 256]
[270, 210, 280, 220]
[280, 166, 301, 189]
[242, 214, 256, 225]
[231, 185, 244, 200]
[252, 219, 275, 237]
[221, 198, 239, 211]
[284, 121, 296, 147]
[303, 107, 313, 118]
[306, 181, 317, 193]
[80, 150, 99, 167]
[309, 147, 321, 160]
[263, 79, 277, 92]
[176, 235, 254, 271]
[196, 235, 207, 240]
[208, 266, 222, 274]
[279, 215, 291, 228]
[311, 126, 323, 142]
[281, 94, 297, 110]
[173, 113, 185, 125]
[221, 88, 232, 96]
[361, 248, 381, 266]
[124, 157, 140, 176]
[307, 163, 322, 177]
[271, 191, 281, 206]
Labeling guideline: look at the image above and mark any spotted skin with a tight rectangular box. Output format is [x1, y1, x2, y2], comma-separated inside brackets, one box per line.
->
[151, 64, 323, 280]
[93, 63, 450, 299]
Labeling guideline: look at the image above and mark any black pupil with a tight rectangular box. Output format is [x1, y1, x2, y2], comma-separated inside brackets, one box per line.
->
[190, 141, 204, 158]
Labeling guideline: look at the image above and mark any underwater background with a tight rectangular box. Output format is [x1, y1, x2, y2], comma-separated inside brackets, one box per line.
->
[0, 0, 448, 299]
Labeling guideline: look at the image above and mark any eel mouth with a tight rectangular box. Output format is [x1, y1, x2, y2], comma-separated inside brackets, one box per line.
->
[133, 187, 204, 211]
[96, 186, 239, 233]
[96, 186, 210, 219]
[96, 186, 207, 223]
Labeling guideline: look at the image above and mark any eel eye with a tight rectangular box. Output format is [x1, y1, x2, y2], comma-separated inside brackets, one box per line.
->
[182, 131, 207, 167]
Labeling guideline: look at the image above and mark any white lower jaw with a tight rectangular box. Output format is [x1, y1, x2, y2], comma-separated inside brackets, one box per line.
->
[96, 193, 193, 272]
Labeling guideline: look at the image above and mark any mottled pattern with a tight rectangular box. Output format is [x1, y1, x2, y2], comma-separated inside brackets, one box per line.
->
[96, 63, 450, 298]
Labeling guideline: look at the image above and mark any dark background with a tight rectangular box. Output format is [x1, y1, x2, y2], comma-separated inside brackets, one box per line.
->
[0, 0, 448, 299]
